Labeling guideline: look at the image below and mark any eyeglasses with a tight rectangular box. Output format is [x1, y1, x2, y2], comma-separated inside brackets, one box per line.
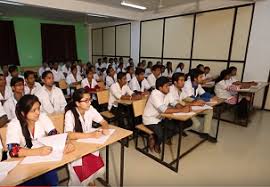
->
[79, 98, 92, 103]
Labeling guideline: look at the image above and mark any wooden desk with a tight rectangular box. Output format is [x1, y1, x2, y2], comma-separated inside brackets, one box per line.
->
[116, 95, 149, 106]
[237, 82, 269, 93]
[0, 125, 132, 187]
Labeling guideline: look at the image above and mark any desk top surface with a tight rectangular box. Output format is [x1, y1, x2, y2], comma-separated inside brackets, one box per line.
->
[237, 82, 269, 93]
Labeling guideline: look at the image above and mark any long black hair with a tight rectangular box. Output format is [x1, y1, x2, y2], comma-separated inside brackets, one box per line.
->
[166, 61, 172, 74]
[15, 95, 41, 148]
[65, 88, 89, 133]
[215, 69, 231, 83]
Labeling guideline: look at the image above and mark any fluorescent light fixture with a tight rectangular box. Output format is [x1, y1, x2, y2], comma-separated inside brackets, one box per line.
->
[87, 13, 108, 18]
[121, 1, 146, 10]
[0, 0, 24, 6]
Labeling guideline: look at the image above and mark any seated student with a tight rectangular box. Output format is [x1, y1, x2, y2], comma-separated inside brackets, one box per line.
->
[145, 61, 153, 77]
[66, 65, 83, 87]
[204, 66, 213, 81]
[4, 77, 24, 120]
[156, 61, 162, 65]
[108, 72, 141, 128]
[126, 66, 134, 83]
[64, 88, 109, 186]
[62, 61, 72, 77]
[81, 69, 100, 109]
[6, 65, 24, 86]
[163, 61, 173, 78]
[101, 57, 107, 70]
[117, 62, 125, 73]
[129, 68, 151, 94]
[107, 58, 116, 71]
[175, 62, 185, 73]
[147, 65, 161, 89]
[143, 76, 191, 153]
[6, 95, 74, 186]
[38, 62, 50, 78]
[141, 60, 147, 69]
[95, 58, 102, 74]
[167, 73, 215, 141]
[24, 71, 42, 95]
[0, 74, 12, 103]
[228, 66, 257, 87]
[215, 69, 248, 119]
[0, 102, 8, 161]
[114, 57, 118, 67]
[35, 71, 67, 114]
[1, 65, 9, 77]
[196, 64, 205, 72]
[105, 67, 117, 88]
[51, 62, 65, 84]
[88, 65, 101, 82]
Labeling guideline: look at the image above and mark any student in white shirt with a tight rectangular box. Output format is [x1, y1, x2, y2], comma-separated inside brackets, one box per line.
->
[143, 76, 191, 153]
[175, 62, 185, 73]
[6, 65, 24, 87]
[126, 66, 134, 83]
[95, 58, 102, 74]
[1, 64, 9, 77]
[6, 94, 74, 185]
[228, 66, 257, 88]
[129, 68, 151, 94]
[64, 88, 109, 186]
[61, 61, 72, 77]
[35, 71, 67, 114]
[105, 67, 117, 88]
[4, 77, 24, 120]
[38, 62, 50, 78]
[116, 62, 125, 74]
[141, 60, 147, 69]
[204, 66, 213, 81]
[66, 65, 83, 87]
[145, 61, 153, 78]
[167, 73, 216, 142]
[51, 62, 65, 83]
[147, 65, 161, 89]
[0, 74, 12, 103]
[109, 72, 141, 128]
[89, 65, 101, 82]
[101, 57, 107, 70]
[24, 71, 42, 95]
[163, 61, 173, 78]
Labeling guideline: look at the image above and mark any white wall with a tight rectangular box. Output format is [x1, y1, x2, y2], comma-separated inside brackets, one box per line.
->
[130, 21, 140, 64]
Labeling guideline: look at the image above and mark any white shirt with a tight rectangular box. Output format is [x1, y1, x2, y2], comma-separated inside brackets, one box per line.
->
[6, 75, 24, 87]
[3, 95, 17, 120]
[230, 76, 238, 84]
[38, 67, 50, 77]
[93, 73, 100, 82]
[145, 68, 152, 77]
[101, 63, 107, 69]
[24, 82, 42, 95]
[81, 78, 98, 100]
[128, 77, 150, 92]
[105, 74, 117, 88]
[175, 67, 185, 73]
[51, 69, 65, 82]
[0, 102, 6, 117]
[95, 63, 102, 73]
[183, 79, 205, 97]
[143, 89, 168, 125]
[214, 80, 233, 99]
[162, 69, 173, 78]
[6, 113, 55, 147]
[61, 65, 71, 75]
[65, 106, 103, 133]
[0, 85, 13, 101]
[147, 73, 157, 89]
[117, 68, 125, 74]
[108, 82, 133, 110]
[66, 73, 82, 85]
[35, 86, 67, 114]
[165, 85, 188, 104]
[126, 73, 134, 82]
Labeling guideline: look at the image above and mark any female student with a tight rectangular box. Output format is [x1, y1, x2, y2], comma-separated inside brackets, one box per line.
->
[66, 65, 83, 86]
[163, 61, 173, 78]
[126, 66, 134, 83]
[175, 62, 185, 73]
[145, 61, 153, 77]
[0, 74, 12, 103]
[64, 88, 109, 186]
[6, 95, 74, 186]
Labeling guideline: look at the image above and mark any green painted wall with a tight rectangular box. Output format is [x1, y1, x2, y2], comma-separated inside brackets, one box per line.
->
[0, 16, 89, 67]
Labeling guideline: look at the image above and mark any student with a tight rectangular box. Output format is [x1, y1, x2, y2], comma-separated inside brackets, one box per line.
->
[228, 66, 257, 87]
[141, 60, 147, 69]
[126, 66, 134, 83]
[4, 77, 24, 120]
[163, 61, 173, 78]
[204, 66, 213, 81]
[145, 61, 153, 77]
[0, 101, 8, 128]
[88, 65, 101, 82]
[105, 67, 117, 88]
[160, 65, 165, 76]
[35, 71, 67, 114]
[107, 58, 116, 70]
[0, 74, 12, 102]
[6, 65, 24, 86]
[81, 69, 100, 109]
[51, 62, 65, 83]
[62, 61, 72, 77]
[24, 71, 42, 95]
[108, 72, 141, 128]
[147, 65, 161, 89]
[1, 65, 9, 77]
[167, 73, 215, 141]
[129, 68, 151, 94]
[38, 62, 50, 78]
[175, 62, 185, 73]
[143, 76, 191, 153]
[156, 61, 161, 65]
[64, 88, 109, 186]
[101, 57, 107, 69]
[66, 65, 83, 87]
[117, 62, 125, 73]
[6, 95, 74, 186]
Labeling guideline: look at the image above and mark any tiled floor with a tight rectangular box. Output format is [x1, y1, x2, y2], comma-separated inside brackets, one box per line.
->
[60, 110, 270, 186]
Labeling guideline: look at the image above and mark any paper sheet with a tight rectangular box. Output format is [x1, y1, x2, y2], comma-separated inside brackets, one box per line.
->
[173, 112, 196, 116]
[0, 161, 20, 182]
[20, 151, 63, 165]
[192, 105, 213, 111]
[77, 129, 115, 145]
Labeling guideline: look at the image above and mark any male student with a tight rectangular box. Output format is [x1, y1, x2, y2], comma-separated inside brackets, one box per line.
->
[1, 65, 9, 77]
[51, 62, 65, 83]
[4, 77, 24, 120]
[61, 61, 72, 77]
[147, 65, 161, 89]
[108, 72, 141, 129]
[0, 74, 12, 102]
[105, 67, 117, 88]
[143, 76, 192, 153]
[6, 65, 24, 86]
[129, 68, 151, 94]
[38, 62, 50, 78]
[167, 73, 216, 142]
[24, 71, 42, 95]
[35, 71, 67, 114]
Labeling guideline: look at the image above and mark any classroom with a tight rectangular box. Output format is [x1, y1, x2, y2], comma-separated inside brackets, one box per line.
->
[0, 0, 270, 186]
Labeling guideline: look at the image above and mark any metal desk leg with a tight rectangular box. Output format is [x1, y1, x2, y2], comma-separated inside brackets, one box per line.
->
[120, 139, 125, 187]
[215, 105, 222, 140]
[175, 124, 183, 172]
[106, 145, 109, 185]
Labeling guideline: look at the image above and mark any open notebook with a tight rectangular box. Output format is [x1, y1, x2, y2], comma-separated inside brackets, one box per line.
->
[77, 129, 115, 145]
[0, 161, 20, 182]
